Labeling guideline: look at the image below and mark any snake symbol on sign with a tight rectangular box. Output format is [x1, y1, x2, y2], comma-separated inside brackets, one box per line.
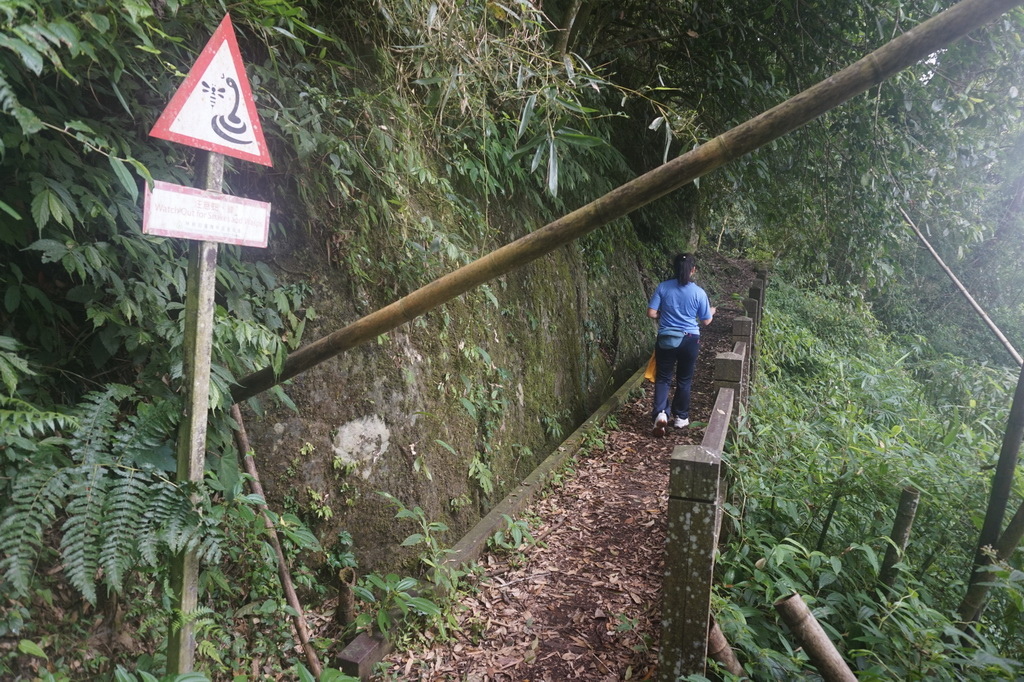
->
[203, 75, 253, 145]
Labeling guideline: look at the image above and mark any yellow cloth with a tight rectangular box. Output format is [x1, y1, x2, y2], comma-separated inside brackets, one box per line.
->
[644, 351, 657, 382]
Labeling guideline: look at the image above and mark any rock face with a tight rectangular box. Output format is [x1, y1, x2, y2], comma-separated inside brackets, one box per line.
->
[243, 224, 654, 573]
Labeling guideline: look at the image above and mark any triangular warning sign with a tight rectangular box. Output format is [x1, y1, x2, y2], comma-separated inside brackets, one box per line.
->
[150, 14, 272, 167]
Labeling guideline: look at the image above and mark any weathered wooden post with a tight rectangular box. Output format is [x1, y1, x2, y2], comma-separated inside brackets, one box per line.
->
[658, 387, 734, 679]
[659, 443, 722, 680]
[749, 280, 764, 331]
[742, 296, 760, 335]
[731, 315, 753, 406]
[165, 158, 221, 674]
[750, 272, 767, 381]
[879, 486, 921, 588]
[715, 350, 745, 422]
[145, 13, 274, 673]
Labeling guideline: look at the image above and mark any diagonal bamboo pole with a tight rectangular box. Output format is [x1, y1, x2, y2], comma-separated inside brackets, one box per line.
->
[231, 0, 1024, 404]
[899, 205, 1023, 367]
[774, 593, 857, 682]
[230, 404, 323, 677]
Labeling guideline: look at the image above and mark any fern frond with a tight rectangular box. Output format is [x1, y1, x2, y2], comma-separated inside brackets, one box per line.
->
[0, 395, 76, 439]
[0, 463, 68, 595]
[115, 398, 178, 460]
[152, 483, 200, 556]
[1, 384, 225, 603]
[193, 517, 225, 566]
[67, 384, 132, 462]
[137, 479, 184, 566]
[98, 467, 150, 591]
[61, 462, 109, 604]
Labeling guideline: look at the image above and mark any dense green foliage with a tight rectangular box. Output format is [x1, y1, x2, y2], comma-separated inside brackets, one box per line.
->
[3, 0, 1024, 678]
[715, 282, 1023, 680]
[0, 0, 658, 677]
[560, 0, 1024, 362]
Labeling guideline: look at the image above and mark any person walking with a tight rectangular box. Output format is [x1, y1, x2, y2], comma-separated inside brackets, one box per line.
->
[647, 253, 715, 437]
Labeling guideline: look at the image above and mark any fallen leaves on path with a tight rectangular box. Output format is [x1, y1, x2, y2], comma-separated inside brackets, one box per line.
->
[378, 257, 751, 681]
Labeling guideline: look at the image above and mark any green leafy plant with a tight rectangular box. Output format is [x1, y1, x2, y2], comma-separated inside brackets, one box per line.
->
[0, 386, 217, 605]
[715, 279, 1023, 679]
[487, 514, 536, 553]
[353, 492, 466, 642]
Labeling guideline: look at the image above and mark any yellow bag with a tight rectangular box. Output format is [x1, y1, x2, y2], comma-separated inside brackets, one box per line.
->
[644, 351, 657, 382]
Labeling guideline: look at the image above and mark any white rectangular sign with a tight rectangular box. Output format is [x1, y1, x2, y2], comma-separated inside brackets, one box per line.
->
[143, 180, 271, 248]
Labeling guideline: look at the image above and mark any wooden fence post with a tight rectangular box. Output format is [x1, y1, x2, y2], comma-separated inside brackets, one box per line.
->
[715, 350, 745, 421]
[732, 317, 753, 406]
[749, 280, 764, 331]
[659, 445, 722, 680]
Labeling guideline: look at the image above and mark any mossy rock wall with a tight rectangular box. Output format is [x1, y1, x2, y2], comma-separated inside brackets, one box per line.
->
[243, 216, 654, 573]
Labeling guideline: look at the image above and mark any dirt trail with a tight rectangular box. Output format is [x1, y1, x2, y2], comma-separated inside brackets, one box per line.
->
[377, 255, 757, 681]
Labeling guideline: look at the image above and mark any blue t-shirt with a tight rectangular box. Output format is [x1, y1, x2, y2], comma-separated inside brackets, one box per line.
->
[648, 280, 712, 335]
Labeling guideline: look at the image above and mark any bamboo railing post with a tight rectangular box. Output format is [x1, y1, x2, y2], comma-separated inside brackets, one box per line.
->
[879, 486, 921, 588]
[659, 445, 722, 681]
[774, 593, 857, 682]
[708, 619, 745, 678]
[230, 0, 1024, 405]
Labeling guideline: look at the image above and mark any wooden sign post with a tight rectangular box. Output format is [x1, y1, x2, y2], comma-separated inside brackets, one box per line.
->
[166, 155, 222, 675]
[145, 13, 272, 673]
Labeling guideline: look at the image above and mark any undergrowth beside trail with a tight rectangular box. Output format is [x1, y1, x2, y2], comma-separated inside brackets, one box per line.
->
[711, 280, 1023, 680]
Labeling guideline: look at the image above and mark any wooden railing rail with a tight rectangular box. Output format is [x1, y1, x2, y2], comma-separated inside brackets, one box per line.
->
[658, 278, 763, 680]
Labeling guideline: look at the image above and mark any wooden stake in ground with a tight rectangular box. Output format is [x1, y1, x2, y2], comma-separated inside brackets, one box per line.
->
[232, 0, 1024, 403]
[167, 153, 223, 675]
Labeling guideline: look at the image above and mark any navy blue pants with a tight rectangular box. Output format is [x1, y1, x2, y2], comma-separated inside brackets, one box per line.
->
[652, 334, 700, 420]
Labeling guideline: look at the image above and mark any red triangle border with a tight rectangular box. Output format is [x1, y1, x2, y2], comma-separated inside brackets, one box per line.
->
[149, 14, 272, 167]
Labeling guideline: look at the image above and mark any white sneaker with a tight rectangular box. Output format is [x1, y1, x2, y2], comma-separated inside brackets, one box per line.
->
[653, 412, 668, 437]
[674, 417, 689, 429]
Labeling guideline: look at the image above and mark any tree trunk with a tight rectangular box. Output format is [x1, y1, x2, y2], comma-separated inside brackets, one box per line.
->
[553, 0, 584, 57]
[879, 486, 920, 588]
[958, 363, 1024, 623]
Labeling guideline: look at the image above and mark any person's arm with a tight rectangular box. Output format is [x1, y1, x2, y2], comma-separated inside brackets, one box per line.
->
[648, 308, 660, 319]
[701, 305, 716, 326]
